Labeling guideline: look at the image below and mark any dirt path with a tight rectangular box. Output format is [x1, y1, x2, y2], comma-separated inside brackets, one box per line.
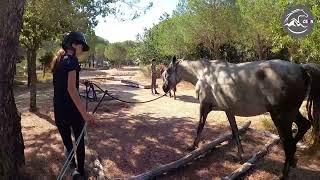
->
[15, 66, 320, 179]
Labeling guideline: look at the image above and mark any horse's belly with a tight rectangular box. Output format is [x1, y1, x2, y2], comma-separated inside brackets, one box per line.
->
[213, 86, 268, 116]
[232, 103, 268, 116]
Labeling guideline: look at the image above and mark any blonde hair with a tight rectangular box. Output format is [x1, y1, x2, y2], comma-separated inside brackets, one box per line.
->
[51, 49, 65, 73]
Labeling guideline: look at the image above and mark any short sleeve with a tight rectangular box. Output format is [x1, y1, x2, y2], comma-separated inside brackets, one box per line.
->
[61, 55, 80, 72]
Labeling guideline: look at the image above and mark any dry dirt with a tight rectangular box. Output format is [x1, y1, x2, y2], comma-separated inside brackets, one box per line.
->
[15, 66, 320, 180]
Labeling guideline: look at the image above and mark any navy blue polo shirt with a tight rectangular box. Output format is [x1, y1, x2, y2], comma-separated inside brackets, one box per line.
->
[53, 54, 81, 114]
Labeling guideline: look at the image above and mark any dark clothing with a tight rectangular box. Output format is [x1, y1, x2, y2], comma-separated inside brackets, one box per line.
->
[53, 54, 81, 116]
[55, 111, 85, 175]
[53, 54, 85, 175]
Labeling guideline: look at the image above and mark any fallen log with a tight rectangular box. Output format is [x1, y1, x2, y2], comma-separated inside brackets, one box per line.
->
[128, 121, 251, 180]
[222, 133, 280, 180]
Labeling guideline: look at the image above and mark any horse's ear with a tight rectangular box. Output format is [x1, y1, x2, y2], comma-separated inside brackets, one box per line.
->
[172, 56, 177, 64]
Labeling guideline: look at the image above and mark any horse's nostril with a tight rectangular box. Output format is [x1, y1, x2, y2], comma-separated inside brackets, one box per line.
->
[162, 84, 169, 92]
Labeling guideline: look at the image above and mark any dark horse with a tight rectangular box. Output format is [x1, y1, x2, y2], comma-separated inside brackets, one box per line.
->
[162, 56, 320, 179]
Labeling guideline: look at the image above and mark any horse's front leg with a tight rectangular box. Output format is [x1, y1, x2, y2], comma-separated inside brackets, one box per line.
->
[190, 102, 211, 150]
[226, 112, 244, 162]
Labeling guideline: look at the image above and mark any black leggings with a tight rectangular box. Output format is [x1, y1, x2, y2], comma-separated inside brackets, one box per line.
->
[55, 111, 85, 175]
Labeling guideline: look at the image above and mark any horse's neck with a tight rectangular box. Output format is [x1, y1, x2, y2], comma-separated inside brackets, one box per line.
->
[178, 61, 200, 86]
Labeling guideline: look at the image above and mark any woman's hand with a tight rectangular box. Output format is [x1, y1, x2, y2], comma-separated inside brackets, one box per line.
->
[82, 112, 96, 124]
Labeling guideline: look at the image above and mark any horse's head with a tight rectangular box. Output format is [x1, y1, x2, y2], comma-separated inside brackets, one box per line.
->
[162, 56, 181, 93]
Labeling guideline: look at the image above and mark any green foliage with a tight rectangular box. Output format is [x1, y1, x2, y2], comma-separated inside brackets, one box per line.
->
[69, 0, 153, 25]
[20, 0, 151, 64]
[104, 40, 138, 66]
[20, 0, 90, 50]
[38, 52, 53, 68]
[135, 0, 320, 64]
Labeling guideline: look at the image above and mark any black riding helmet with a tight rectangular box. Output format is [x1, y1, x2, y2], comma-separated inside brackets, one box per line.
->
[62, 32, 89, 52]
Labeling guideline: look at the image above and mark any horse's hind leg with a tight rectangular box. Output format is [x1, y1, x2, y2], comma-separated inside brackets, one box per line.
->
[270, 111, 295, 179]
[191, 102, 212, 150]
[226, 112, 244, 162]
[290, 111, 311, 167]
[294, 111, 311, 144]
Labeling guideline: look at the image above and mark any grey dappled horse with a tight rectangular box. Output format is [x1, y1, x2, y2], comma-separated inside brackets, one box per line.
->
[162, 56, 320, 179]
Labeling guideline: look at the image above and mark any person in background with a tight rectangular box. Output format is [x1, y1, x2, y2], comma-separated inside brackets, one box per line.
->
[150, 58, 159, 95]
[51, 32, 95, 179]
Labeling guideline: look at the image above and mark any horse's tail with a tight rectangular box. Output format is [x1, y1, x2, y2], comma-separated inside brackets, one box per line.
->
[301, 63, 320, 147]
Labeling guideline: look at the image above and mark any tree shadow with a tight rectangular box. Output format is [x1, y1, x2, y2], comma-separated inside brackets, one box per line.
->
[34, 111, 55, 126]
[85, 112, 288, 179]
[20, 109, 320, 179]
[243, 157, 320, 180]
[87, 112, 225, 178]
[156, 127, 276, 179]
[21, 127, 66, 179]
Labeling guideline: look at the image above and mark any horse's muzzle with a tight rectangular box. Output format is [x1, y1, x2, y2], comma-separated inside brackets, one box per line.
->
[162, 83, 170, 93]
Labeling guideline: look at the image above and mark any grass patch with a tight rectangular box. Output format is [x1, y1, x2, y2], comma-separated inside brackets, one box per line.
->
[37, 73, 52, 83]
[261, 114, 277, 133]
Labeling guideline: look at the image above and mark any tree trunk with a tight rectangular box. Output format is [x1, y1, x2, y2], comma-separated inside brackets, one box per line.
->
[0, 0, 26, 177]
[27, 51, 31, 87]
[256, 33, 264, 60]
[29, 48, 37, 112]
[92, 53, 95, 68]
[42, 64, 45, 78]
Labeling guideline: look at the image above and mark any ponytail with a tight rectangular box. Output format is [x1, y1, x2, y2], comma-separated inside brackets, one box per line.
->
[51, 49, 65, 73]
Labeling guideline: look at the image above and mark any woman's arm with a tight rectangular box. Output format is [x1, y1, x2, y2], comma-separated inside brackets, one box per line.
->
[68, 70, 95, 123]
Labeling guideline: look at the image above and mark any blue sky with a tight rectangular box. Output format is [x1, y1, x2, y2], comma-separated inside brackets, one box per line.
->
[94, 0, 179, 43]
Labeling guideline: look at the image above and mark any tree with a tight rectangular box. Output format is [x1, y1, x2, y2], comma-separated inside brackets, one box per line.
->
[20, 0, 91, 112]
[0, 0, 26, 176]
[95, 43, 107, 67]
[20, 0, 152, 112]
[105, 42, 128, 67]
[38, 52, 53, 78]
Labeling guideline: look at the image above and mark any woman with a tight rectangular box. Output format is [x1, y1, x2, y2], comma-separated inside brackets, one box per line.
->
[150, 58, 159, 95]
[51, 32, 95, 178]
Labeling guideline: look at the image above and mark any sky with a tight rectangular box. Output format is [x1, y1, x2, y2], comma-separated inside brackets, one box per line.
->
[94, 0, 179, 43]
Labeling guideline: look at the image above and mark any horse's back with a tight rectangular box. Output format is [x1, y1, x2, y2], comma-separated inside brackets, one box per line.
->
[206, 59, 307, 116]
[251, 60, 307, 109]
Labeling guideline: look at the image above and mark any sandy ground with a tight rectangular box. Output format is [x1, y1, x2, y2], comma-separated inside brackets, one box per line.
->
[14, 66, 320, 179]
